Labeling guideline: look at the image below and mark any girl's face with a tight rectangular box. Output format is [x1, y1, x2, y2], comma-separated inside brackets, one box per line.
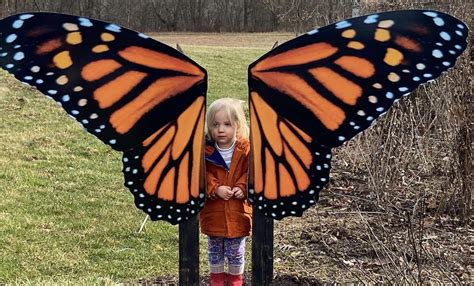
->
[211, 109, 237, 149]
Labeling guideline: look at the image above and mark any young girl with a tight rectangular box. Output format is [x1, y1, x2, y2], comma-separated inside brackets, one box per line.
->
[199, 98, 252, 286]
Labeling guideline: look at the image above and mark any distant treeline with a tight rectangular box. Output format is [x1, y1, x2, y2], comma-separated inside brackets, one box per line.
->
[0, 0, 356, 33]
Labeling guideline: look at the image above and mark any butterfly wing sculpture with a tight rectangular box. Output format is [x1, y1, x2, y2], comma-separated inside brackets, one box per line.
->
[247, 10, 468, 218]
[0, 10, 467, 223]
[0, 13, 207, 224]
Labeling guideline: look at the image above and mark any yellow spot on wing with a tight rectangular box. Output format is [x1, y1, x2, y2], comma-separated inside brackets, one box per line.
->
[101, 33, 115, 42]
[384, 48, 403, 66]
[92, 45, 109, 53]
[53, 51, 73, 69]
[347, 41, 365, 50]
[342, 29, 356, 38]
[66, 32, 82, 45]
[375, 28, 390, 42]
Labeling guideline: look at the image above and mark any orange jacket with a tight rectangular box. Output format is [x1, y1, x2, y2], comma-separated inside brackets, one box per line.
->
[199, 138, 252, 238]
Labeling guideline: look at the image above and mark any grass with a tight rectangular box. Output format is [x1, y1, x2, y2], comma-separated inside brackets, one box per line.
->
[0, 45, 266, 284]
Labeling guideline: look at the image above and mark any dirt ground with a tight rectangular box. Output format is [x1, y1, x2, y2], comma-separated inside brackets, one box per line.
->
[136, 33, 472, 285]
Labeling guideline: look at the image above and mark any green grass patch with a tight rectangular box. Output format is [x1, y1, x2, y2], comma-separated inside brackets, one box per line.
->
[0, 45, 266, 284]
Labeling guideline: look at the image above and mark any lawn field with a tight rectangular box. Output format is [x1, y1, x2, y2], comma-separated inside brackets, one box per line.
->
[0, 39, 273, 284]
[1, 30, 471, 284]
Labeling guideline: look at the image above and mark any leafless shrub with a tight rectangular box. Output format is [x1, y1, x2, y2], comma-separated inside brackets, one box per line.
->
[275, 0, 471, 283]
[337, 0, 472, 225]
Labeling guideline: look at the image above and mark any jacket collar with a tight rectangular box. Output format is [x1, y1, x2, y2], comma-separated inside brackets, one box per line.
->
[205, 136, 249, 170]
[205, 136, 229, 170]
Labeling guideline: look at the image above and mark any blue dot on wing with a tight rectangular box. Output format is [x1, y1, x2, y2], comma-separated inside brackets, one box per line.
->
[6, 34, 17, 43]
[106, 24, 122, 32]
[13, 52, 24, 61]
[335, 20, 351, 29]
[432, 49, 443, 58]
[423, 11, 438, 17]
[440, 32, 451, 41]
[78, 17, 93, 27]
[12, 20, 24, 29]
[364, 14, 379, 24]
[19, 14, 34, 20]
[433, 17, 444, 26]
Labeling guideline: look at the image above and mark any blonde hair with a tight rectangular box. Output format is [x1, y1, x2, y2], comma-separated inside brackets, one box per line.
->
[206, 98, 249, 140]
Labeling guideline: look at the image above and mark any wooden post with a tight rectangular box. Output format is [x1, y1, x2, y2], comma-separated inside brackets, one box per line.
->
[252, 210, 274, 285]
[179, 216, 200, 285]
[251, 41, 277, 286]
[177, 42, 200, 286]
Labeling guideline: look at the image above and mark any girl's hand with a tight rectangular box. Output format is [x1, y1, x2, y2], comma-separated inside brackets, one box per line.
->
[215, 185, 234, 200]
[232, 187, 245, 199]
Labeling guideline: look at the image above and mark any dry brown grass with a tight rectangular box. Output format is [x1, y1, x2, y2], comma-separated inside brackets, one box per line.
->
[272, 1, 472, 284]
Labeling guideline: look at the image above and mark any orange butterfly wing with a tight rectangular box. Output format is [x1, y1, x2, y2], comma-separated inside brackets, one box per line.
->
[0, 13, 207, 223]
[248, 10, 467, 219]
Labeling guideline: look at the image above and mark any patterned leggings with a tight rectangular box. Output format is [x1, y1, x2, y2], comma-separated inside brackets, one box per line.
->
[207, 236, 246, 275]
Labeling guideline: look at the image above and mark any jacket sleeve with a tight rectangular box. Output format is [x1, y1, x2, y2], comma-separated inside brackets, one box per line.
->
[234, 174, 248, 198]
[234, 152, 249, 197]
[206, 168, 220, 200]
